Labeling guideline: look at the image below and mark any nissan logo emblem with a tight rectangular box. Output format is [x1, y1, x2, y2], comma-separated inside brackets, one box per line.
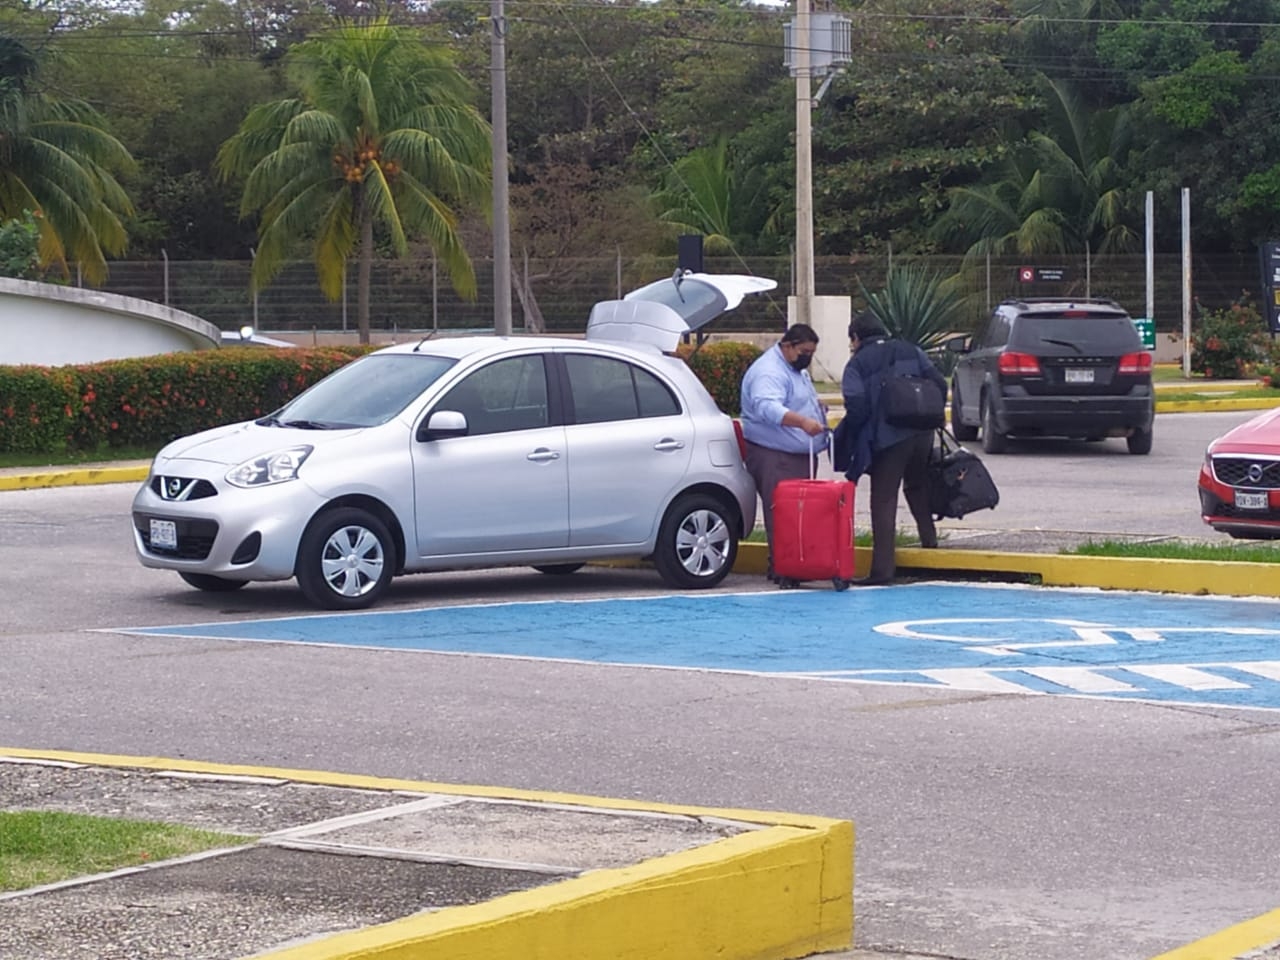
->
[1248, 463, 1265, 484]
[166, 477, 182, 498]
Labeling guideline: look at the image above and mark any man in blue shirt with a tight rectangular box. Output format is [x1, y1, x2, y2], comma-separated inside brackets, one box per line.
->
[739, 323, 828, 578]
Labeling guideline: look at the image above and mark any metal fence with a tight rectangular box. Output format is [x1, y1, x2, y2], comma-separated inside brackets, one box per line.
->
[90, 252, 1265, 336]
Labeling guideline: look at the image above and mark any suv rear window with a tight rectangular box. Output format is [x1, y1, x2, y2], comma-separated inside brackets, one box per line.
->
[1009, 316, 1142, 354]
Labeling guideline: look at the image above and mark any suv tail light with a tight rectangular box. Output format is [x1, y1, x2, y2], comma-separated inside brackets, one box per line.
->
[1117, 351, 1153, 375]
[732, 419, 749, 461]
[998, 351, 1042, 376]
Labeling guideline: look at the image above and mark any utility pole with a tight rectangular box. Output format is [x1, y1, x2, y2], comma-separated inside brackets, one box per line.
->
[793, 0, 814, 329]
[490, 0, 512, 336]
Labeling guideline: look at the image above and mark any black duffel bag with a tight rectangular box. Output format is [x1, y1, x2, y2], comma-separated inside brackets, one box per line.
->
[928, 428, 1000, 520]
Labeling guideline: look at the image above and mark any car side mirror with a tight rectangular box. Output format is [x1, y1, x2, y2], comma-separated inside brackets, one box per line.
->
[418, 409, 468, 442]
[943, 335, 970, 354]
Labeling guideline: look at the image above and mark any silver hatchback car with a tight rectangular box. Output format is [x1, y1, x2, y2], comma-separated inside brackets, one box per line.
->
[131, 272, 769, 609]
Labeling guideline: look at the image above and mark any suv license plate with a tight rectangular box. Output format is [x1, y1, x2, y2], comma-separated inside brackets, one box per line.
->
[150, 518, 178, 549]
[1234, 491, 1269, 510]
[1065, 368, 1094, 383]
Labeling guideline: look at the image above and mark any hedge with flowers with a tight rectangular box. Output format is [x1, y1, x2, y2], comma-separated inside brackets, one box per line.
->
[1190, 298, 1270, 379]
[677, 340, 763, 415]
[1, 340, 764, 456]
[0, 347, 366, 455]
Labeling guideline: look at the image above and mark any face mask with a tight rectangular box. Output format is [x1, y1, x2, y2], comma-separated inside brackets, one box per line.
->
[790, 353, 812, 372]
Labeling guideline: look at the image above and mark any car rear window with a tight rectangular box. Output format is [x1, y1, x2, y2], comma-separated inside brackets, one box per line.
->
[1009, 315, 1142, 354]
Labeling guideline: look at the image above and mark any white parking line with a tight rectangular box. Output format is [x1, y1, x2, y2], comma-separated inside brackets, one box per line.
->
[1122, 664, 1251, 690]
[1021, 667, 1139, 693]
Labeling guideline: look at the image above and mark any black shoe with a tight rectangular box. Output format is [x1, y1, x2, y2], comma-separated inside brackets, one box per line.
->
[766, 557, 778, 583]
[919, 534, 938, 549]
[851, 575, 892, 586]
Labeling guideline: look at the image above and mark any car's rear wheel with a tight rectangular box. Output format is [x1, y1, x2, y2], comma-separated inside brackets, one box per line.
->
[179, 572, 248, 592]
[950, 381, 978, 441]
[532, 563, 585, 576]
[653, 493, 737, 590]
[296, 507, 394, 610]
[1127, 426, 1153, 455]
[980, 396, 1008, 454]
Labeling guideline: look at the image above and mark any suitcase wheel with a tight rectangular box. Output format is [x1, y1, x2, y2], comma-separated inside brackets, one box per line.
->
[833, 578, 851, 592]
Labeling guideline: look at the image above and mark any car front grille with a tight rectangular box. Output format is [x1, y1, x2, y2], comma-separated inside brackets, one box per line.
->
[134, 515, 220, 560]
[150, 475, 217, 501]
[1212, 457, 1280, 489]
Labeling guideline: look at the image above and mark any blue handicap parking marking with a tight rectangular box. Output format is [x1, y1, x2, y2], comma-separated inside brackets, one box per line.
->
[120, 583, 1280, 710]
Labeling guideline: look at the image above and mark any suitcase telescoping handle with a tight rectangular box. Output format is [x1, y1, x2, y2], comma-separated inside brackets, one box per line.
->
[808, 431, 834, 480]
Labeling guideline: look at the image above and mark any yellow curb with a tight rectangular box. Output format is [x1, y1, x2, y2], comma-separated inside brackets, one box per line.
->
[1, 748, 854, 960]
[0, 464, 148, 491]
[1148, 906, 1280, 960]
[1157, 397, 1280, 413]
[734, 542, 1280, 598]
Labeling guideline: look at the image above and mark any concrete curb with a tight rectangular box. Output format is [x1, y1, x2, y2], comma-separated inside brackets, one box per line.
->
[0, 464, 148, 491]
[1, 748, 854, 960]
[733, 542, 1280, 599]
[1148, 907, 1280, 960]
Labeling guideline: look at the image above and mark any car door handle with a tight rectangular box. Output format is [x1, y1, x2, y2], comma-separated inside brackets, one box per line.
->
[527, 448, 561, 462]
[653, 439, 685, 452]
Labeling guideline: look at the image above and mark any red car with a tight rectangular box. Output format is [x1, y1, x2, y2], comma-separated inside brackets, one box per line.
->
[1199, 407, 1280, 539]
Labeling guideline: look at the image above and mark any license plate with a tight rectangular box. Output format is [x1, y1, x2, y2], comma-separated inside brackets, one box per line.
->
[1234, 491, 1269, 510]
[1064, 368, 1094, 384]
[150, 518, 178, 549]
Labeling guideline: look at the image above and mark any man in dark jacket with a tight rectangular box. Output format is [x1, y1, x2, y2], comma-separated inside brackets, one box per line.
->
[839, 311, 947, 584]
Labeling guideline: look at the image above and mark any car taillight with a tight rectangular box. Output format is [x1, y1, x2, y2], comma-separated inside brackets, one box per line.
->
[1118, 351, 1153, 375]
[998, 351, 1041, 375]
[732, 419, 748, 460]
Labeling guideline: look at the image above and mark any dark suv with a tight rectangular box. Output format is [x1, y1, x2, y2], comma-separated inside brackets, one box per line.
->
[948, 298, 1154, 455]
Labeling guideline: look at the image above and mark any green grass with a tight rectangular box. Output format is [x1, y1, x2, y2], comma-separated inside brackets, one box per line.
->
[1156, 387, 1278, 403]
[745, 528, 921, 547]
[0, 445, 159, 470]
[1064, 539, 1280, 563]
[0, 810, 250, 892]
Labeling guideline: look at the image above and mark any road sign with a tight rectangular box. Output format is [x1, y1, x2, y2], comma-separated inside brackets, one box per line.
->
[1132, 317, 1155, 350]
[1018, 266, 1069, 283]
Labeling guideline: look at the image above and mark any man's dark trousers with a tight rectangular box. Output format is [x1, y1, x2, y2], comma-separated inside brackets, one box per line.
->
[865, 431, 937, 581]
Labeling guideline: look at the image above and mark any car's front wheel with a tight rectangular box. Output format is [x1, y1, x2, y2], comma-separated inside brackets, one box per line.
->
[179, 572, 248, 592]
[981, 396, 1009, 454]
[1127, 426, 1153, 455]
[653, 493, 737, 590]
[950, 381, 978, 441]
[296, 507, 394, 610]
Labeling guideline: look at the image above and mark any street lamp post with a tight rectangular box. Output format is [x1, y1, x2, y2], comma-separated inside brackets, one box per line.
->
[491, 0, 512, 336]
[793, 0, 814, 329]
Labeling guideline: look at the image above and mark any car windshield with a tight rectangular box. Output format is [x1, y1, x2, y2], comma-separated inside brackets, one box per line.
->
[262, 353, 457, 429]
[1012, 316, 1141, 354]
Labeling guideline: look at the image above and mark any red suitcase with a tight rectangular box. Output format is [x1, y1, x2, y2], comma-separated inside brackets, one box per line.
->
[771, 475, 855, 590]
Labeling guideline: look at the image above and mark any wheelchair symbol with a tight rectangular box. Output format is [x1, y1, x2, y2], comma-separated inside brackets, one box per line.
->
[874, 617, 1280, 657]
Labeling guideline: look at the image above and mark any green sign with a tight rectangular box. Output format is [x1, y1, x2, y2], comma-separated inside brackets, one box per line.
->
[1132, 317, 1155, 351]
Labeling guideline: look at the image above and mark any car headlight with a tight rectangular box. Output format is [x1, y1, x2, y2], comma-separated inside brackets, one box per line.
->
[226, 446, 313, 488]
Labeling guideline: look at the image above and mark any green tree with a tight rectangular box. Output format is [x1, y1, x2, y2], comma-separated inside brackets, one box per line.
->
[651, 139, 779, 255]
[858, 262, 971, 353]
[931, 78, 1138, 257]
[0, 32, 134, 284]
[216, 18, 491, 344]
[0, 209, 41, 279]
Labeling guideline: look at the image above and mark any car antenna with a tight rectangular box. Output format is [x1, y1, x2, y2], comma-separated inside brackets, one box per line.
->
[412, 330, 439, 352]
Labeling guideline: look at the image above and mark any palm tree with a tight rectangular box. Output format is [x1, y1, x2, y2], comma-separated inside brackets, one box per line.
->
[931, 77, 1138, 258]
[651, 139, 779, 255]
[217, 19, 491, 345]
[0, 33, 134, 285]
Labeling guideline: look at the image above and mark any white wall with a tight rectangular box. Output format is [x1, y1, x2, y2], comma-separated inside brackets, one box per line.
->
[0, 278, 220, 366]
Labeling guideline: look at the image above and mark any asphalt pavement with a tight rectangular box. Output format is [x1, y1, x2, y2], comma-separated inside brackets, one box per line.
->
[4, 395, 1280, 960]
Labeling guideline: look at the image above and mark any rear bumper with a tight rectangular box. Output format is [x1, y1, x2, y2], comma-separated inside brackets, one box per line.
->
[995, 394, 1153, 438]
